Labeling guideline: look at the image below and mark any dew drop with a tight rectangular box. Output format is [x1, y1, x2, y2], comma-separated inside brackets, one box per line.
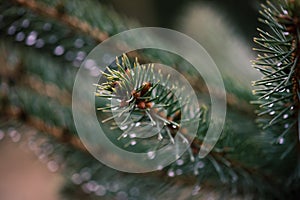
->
[265, 96, 270, 100]
[268, 103, 274, 108]
[76, 51, 86, 61]
[116, 191, 128, 200]
[82, 183, 92, 194]
[129, 133, 136, 138]
[279, 88, 285, 92]
[65, 51, 75, 61]
[135, 122, 141, 127]
[7, 25, 16, 35]
[54, 45, 65, 56]
[147, 151, 155, 159]
[21, 19, 30, 28]
[47, 160, 59, 172]
[172, 125, 177, 129]
[74, 38, 84, 48]
[176, 159, 184, 166]
[86, 181, 99, 192]
[84, 59, 96, 69]
[287, 89, 290, 93]
[290, 106, 294, 110]
[120, 125, 128, 130]
[278, 137, 285, 144]
[95, 185, 106, 196]
[196, 161, 205, 169]
[35, 38, 44, 48]
[15, 32, 25, 41]
[284, 123, 289, 129]
[26, 31, 37, 46]
[130, 140, 136, 146]
[43, 23, 52, 31]
[109, 183, 119, 192]
[157, 165, 163, 170]
[283, 114, 289, 119]
[168, 170, 175, 177]
[269, 111, 275, 115]
[283, 10, 288, 15]
[80, 168, 91, 181]
[277, 62, 282, 67]
[71, 173, 82, 185]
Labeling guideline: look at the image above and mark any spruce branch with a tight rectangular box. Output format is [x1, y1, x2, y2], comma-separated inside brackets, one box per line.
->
[11, 0, 109, 42]
[253, 0, 300, 149]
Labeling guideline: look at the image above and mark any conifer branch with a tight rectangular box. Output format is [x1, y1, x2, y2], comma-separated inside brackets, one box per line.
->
[11, 0, 109, 42]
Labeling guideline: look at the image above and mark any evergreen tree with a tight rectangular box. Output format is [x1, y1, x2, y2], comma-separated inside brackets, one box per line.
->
[0, 0, 299, 199]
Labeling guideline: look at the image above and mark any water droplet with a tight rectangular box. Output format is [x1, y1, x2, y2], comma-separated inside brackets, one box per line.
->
[279, 88, 285, 92]
[168, 170, 175, 177]
[26, 31, 37, 46]
[54, 45, 65, 56]
[21, 19, 30, 28]
[269, 111, 275, 115]
[176, 169, 183, 175]
[43, 23, 52, 31]
[176, 159, 184, 166]
[0, 130, 5, 141]
[116, 191, 128, 200]
[277, 62, 282, 67]
[15, 32, 25, 41]
[268, 103, 274, 108]
[283, 32, 289, 36]
[47, 160, 59, 172]
[80, 168, 91, 181]
[76, 51, 86, 61]
[284, 123, 289, 129]
[86, 181, 98, 192]
[278, 137, 284, 144]
[130, 140, 136, 146]
[84, 59, 96, 69]
[283, 114, 288, 119]
[265, 96, 270, 100]
[71, 173, 82, 185]
[196, 161, 205, 169]
[129, 133, 136, 138]
[135, 122, 141, 127]
[287, 89, 290, 93]
[157, 165, 163, 170]
[7, 25, 16, 35]
[35, 38, 44, 48]
[82, 183, 92, 194]
[290, 106, 294, 110]
[95, 185, 106, 196]
[283, 10, 288, 15]
[147, 151, 155, 159]
[74, 38, 84, 48]
[65, 51, 75, 61]
[109, 183, 119, 192]
[120, 125, 128, 130]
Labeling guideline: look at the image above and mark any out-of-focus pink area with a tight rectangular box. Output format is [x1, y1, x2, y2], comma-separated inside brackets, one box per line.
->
[0, 139, 62, 200]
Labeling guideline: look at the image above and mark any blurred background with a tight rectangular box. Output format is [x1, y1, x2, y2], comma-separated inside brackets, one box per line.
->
[0, 0, 262, 199]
